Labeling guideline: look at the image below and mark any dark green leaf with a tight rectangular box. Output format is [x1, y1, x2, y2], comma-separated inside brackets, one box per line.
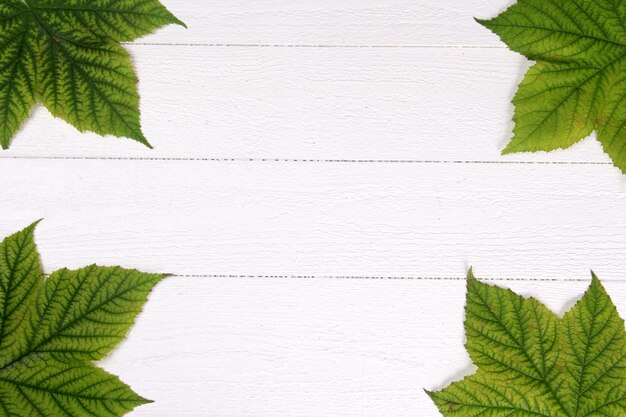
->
[0, 222, 167, 416]
[429, 270, 626, 417]
[0, 0, 184, 148]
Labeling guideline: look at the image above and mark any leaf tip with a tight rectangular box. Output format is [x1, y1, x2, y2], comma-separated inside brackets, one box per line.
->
[161, 7, 187, 29]
[141, 139, 154, 149]
[475, 16, 498, 32]
[589, 271, 604, 290]
[18, 219, 44, 236]
[146, 272, 171, 290]
[131, 131, 153, 149]
[151, 272, 174, 283]
[467, 267, 477, 281]
[30, 218, 44, 229]
[474, 17, 487, 26]
[501, 144, 517, 155]
[581, 272, 612, 308]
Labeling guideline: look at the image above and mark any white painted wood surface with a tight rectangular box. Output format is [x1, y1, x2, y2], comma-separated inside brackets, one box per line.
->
[2, 0, 625, 416]
[4, 46, 615, 163]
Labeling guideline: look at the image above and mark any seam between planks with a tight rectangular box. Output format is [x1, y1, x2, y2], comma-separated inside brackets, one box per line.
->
[37, 273, 622, 282]
[38, 273, 611, 282]
[168, 274, 613, 282]
[123, 42, 507, 49]
[0, 156, 612, 165]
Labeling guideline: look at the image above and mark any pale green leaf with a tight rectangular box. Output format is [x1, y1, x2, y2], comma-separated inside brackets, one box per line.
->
[0, 0, 184, 148]
[0, 222, 167, 416]
[429, 271, 626, 417]
[478, 0, 626, 172]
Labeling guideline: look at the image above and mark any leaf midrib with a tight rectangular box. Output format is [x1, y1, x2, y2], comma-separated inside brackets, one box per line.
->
[54, 41, 142, 138]
[487, 22, 626, 49]
[0, 375, 145, 403]
[571, 292, 617, 417]
[472, 286, 571, 417]
[26, 12, 137, 136]
[0, 274, 153, 373]
[513, 51, 626, 150]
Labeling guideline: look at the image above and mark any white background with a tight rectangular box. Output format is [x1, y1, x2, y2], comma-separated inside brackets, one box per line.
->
[3, 1, 626, 415]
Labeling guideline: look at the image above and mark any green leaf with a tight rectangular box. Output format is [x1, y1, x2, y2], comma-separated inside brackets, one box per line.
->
[0, 0, 184, 149]
[428, 270, 626, 417]
[478, 0, 626, 172]
[0, 222, 167, 416]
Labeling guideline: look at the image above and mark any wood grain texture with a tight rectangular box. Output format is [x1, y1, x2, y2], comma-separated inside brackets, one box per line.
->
[3, 46, 614, 163]
[132, 0, 508, 46]
[3, 1, 626, 416]
[2, 159, 625, 280]
[98, 278, 626, 416]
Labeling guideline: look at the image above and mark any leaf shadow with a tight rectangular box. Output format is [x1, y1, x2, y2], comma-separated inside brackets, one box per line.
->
[428, 362, 478, 392]
[556, 293, 585, 317]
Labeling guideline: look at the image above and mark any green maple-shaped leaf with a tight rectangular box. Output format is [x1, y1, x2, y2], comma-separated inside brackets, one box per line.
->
[429, 270, 626, 417]
[0, 0, 185, 149]
[478, 0, 626, 172]
[0, 221, 167, 416]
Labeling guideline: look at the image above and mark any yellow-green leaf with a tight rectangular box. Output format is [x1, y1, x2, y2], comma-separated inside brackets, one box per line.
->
[479, 0, 626, 172]
[428, 270, 626, 417]
[0, 222, 168, 416]
[0, 0, 185, 148]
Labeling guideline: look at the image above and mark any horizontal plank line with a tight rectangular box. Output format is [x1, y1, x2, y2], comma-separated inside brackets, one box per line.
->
[0, 156, 611, 165]
[124, 42, 507, 49]
[39, 273, 603, 282]
[171, 274, 601, 283]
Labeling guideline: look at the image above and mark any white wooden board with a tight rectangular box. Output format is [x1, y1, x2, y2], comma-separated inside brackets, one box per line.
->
[2, 159, 625, 280]
[3, 46, 615, 164]
[98, 278, 626, 417]
[3, 0, 626, 416]
[130, 0, 512, 46]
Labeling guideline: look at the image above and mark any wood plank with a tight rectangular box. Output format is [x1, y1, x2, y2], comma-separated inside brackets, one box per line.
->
[3, 47, 613, 164]
[98, 278, 626, 416]
[2, 159, 625, 280]
[137, 0, 508, 46]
